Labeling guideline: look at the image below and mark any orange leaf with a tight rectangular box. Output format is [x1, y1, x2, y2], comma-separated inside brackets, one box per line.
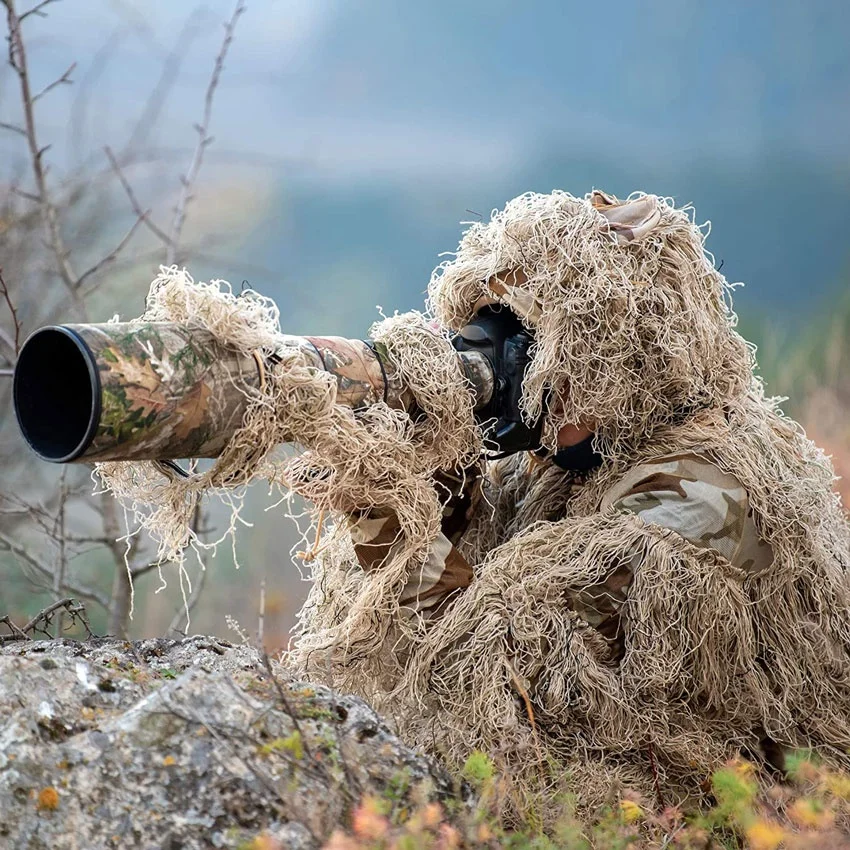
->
[112, 354, 161, 394]
[173, 382, 212, 442]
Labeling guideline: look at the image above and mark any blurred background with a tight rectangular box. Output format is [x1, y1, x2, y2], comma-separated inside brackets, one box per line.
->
[1, 0, 848, 649]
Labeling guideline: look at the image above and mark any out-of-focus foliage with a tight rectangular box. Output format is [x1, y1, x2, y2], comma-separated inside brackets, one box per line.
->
[317, 752, 850, 849]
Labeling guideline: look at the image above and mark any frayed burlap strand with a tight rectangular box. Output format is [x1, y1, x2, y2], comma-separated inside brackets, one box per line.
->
[291, 191, 850, 821]
[95, 267, 481, 651]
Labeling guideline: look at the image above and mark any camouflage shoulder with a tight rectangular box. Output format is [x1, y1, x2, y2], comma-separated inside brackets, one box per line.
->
[600, 453, 773, 573]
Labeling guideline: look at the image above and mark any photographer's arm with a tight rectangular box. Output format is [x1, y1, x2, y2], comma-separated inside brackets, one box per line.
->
[347, 466, 481, 619]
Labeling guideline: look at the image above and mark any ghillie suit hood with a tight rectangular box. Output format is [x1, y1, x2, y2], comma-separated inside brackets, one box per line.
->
[291, 190, 850, 815]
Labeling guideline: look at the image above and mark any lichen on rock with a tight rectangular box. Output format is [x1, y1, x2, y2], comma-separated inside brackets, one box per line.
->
[0, 637, 459, 849]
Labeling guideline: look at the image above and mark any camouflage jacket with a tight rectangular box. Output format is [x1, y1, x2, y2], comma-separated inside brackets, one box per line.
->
[347, 452, 774, 654]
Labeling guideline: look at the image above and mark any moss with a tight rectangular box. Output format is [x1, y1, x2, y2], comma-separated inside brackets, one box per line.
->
[259, 730, 303, 760]
[461, 751, 494, 787]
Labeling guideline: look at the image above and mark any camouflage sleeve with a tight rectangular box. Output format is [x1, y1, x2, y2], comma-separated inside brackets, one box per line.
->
[572, 452, 774, 655]
[296, 334, 480, 619]
[346, 468, 481, 620]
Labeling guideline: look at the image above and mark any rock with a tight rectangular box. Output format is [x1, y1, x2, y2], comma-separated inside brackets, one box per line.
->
[0, 637, 459, 849]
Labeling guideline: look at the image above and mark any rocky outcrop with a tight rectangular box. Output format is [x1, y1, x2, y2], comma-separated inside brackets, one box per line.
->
[0, 637, 460, 850]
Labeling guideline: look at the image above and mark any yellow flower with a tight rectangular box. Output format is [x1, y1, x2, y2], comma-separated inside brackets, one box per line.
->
[619, 799, 644, 823]
[745, 820, 785, 850]
[732, 759, 756, 778]
[789, 797, 834, 829]
[250, 835, 283, 850]
[823, 771, 850, 800]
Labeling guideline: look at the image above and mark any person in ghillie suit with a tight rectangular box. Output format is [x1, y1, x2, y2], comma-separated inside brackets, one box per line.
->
[288, 189, 850, 816]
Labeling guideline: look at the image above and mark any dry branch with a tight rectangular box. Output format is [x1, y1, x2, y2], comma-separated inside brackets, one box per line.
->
[165, 0, 246, 264]
[32, 59, 75, 103]
[104, 146, 172, 245]
[0, 530, 111, 609]
[0, 597, 92, 642]
[0, 267, 22, 364]
[0, 0, 249, 639]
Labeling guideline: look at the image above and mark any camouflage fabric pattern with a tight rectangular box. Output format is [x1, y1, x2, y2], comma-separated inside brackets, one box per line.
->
[73, 323, 261, 462]
[68, 321, 492, 464]
[303, 337, 392, 409]
[601, 452, 774, 573]
[347, 452, 773, 643]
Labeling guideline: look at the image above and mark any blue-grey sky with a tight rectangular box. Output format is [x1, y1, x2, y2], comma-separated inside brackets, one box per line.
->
[2, 0, 849, 330]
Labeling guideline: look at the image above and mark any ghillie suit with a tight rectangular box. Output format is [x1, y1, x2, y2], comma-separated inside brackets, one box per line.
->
[92, 191, 850, 818]
[288, 190, 850, 814]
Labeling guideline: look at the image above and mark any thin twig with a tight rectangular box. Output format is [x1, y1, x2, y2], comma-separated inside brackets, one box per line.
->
[158, 693, 322, 847]
[22, 596, 73, 631]
[10, 186, 40, 202]
[75, 213, 146, 293]
[260, 651, 319, 767]
[4, 0, 81, 306]
[18, 0, 58, 23]
[129, 560, 162, 579]
[0, 614, 29, 640]
[103, 146, 172, 244]
[0, 597, 92, 643]
[32, 60, 75, 103]
[0, 121, 26, 136]
[257, 576, 266, 646]
[165, 0, 245, 264]
[121, 9, 204, 158]
[4, 0, 144, 310]
[0, 530, 110, 609]
[0, 267, 22, 360]
[52, 469, 69, 633]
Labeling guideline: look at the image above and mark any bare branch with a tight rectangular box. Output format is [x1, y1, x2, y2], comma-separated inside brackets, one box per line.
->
[0, 615, 29, 641]
[75, 213, 146, 293]
[129, 560, 160, 579]
[261, 652, 319, 766]
[0, 326, 18, 364]
[32, 60, 75, 103]
[121, 9, 204, 157]
[52, 470, 68, 620]
[104, 146, 172, 245]
[18, 0, 59, 23]
[0, 530, 110, 609]
[3, 6, 139, 311]
[0, 268, 23, 358]
[0, 597, 93, 643]
[11, 186, 40, 202]
[166, 0, 246, 264]
[0, 121, 26, 136]
[3, 0, 82, 309]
